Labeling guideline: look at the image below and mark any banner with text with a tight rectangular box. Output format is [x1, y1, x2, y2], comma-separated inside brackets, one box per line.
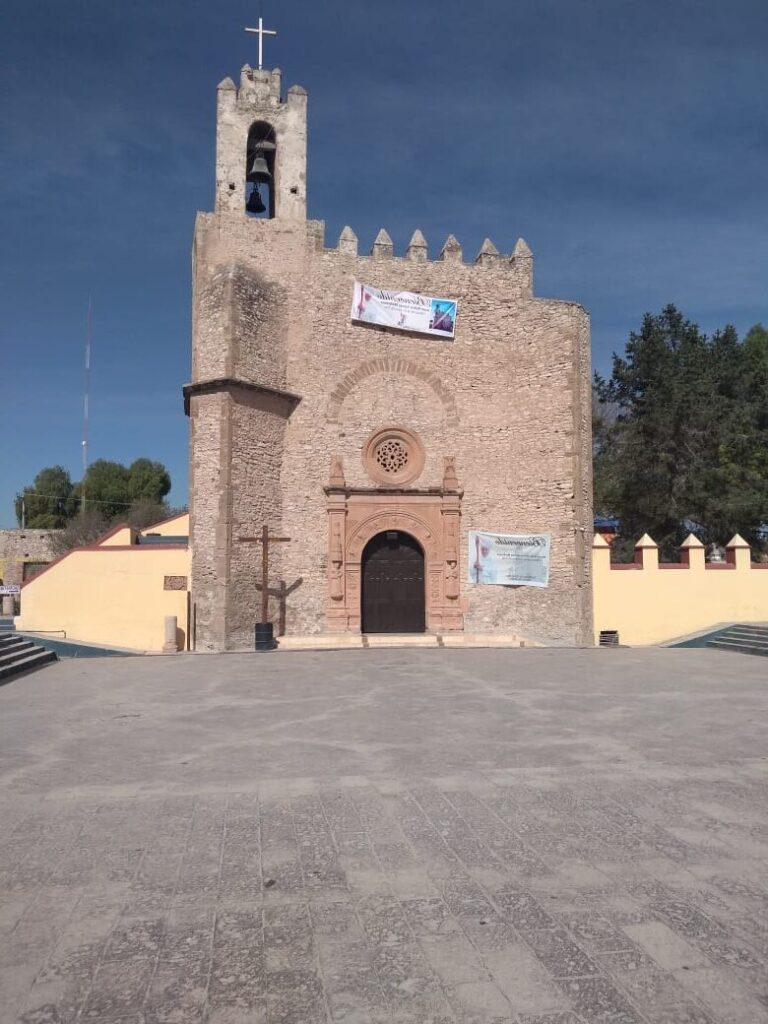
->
[468, 531, 551, 587]
[351, 282, 457, 338]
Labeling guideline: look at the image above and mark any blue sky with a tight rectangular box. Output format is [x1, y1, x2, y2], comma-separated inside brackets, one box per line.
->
[3, 0, 766, 526]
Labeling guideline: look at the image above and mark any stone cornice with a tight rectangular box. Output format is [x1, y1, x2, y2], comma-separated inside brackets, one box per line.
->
[183, 378, 302, 416]
[323, 486, 463, 498]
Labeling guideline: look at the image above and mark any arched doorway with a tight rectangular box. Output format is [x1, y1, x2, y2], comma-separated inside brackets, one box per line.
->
[361, 531, 425, 634]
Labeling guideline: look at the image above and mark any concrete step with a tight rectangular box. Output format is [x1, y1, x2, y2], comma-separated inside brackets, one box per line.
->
[0, 640, 36, 666]
[0, 633, 25, 648]
[277, 634, 365, 651]
[0, 647, 57, 684]
[441, 633, 537, 648]
[725, 628, 768, 641]
[712, 634, 768, 651]
[707, 639, 768, 657]
[718, 633, 768, 648]
[277, 633, 536, 651]
[364, 634, 440, 648]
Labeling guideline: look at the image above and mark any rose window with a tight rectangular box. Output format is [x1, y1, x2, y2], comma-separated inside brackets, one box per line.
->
[363, 426, 425, 485]
[375, 439, 409, 475]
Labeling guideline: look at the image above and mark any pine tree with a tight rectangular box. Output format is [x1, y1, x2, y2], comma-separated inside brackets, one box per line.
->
[594, 308, 768, 559]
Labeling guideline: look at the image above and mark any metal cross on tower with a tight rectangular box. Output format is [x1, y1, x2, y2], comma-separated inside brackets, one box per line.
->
[245, 16, 277, 71]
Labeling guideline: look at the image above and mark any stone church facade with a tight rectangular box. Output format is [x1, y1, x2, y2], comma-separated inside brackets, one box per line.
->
[185, 66, 593, 650]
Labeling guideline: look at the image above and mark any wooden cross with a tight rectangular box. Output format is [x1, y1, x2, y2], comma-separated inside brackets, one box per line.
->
[245, 16, 277, 71]
[238, 525, 291, 624]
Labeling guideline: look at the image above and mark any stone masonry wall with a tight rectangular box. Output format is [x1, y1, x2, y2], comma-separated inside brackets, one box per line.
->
[228, 390, 288, 649]
[189, 212, 593, 648]
[0, 529, 58, 591]
[188, 392, 230, 650]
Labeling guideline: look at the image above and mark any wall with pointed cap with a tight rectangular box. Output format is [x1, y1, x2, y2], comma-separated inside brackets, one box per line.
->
[593, 532, 768, 644]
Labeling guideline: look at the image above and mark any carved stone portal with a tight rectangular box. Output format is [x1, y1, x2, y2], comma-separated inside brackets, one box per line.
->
[325, 454, 464, 633]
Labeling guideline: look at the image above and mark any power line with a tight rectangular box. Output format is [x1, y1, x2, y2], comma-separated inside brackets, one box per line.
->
[19, 492, 144, 508]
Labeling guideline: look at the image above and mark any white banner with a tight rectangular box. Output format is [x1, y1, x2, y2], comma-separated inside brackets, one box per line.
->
[468, 531, 551, 587]
[351, 282, 457, 338]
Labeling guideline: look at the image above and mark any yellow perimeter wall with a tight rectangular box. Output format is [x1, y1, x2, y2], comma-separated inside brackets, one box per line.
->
[593, 533, 768, 645]
[15, 515, 767, 651]
[16, 516, 190, 652]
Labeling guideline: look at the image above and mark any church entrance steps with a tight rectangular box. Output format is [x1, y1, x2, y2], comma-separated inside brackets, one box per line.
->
[276, 633, 538, 651]
[364, 634, 437, 648]
[277, 634, 366, 651]
[440, 633, 542, 649]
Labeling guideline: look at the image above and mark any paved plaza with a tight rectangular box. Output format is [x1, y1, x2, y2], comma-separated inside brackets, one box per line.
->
[1, 648, 768, 1024]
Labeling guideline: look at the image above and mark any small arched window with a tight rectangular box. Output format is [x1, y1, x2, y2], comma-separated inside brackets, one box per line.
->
[245, 122, 276, 218]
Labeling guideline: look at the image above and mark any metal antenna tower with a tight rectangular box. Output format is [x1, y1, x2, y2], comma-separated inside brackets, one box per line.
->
[81, 298, 92, 516]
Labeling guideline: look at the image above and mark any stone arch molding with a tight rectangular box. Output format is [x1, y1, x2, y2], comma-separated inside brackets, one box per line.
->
[347, 512, 439, 563]
[326, 358, 459, 426]
[325, 457, 464, 633]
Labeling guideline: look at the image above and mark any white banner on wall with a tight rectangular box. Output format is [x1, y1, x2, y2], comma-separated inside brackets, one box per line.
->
[350, 282, 457, 338]
[468, 531, 551, 587]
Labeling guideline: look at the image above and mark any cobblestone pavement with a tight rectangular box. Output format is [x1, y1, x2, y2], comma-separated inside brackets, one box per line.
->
[1, 648, 768, 1024]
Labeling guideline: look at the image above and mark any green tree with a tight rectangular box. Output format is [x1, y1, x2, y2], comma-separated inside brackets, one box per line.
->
[76, 460, 131, 521]
[14, 466, 73, 528]
[594, 307, 768, 560]
[128, 458, 171, 504]
[592, 385, 620, 518]
[12, 457, 177, 535]
[70, 458, 174, 522]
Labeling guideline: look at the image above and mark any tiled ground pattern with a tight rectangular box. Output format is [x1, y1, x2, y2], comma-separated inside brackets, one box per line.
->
[0, 649, 767, 1023]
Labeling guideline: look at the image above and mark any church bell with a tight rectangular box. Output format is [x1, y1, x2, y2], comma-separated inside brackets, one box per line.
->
[245, 186, 266, 214]
[247, 153, 272, 184]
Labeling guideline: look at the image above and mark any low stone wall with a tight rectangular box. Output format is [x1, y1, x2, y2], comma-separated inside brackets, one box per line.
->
[0, 529, 59, 591]
[593, 532, 768, 645]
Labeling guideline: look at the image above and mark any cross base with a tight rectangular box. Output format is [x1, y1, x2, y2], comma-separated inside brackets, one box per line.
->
[254, 621, 277, 651]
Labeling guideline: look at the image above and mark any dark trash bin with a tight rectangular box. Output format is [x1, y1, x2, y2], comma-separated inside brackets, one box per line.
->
[254, 622, 277, 651]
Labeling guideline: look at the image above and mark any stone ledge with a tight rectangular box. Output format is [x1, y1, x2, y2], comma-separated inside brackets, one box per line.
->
[275, 633, 539, 651]
[278, 634, 364, 651]
[441, 633, 541, 648]
[182, 377, 302, 416]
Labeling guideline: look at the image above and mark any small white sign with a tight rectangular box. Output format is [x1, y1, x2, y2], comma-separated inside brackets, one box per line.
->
[0, 585, 20, 595]
[351, 282, 457, 338]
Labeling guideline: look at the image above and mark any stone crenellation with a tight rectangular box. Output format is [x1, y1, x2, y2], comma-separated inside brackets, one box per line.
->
[321, 226, 531, 270]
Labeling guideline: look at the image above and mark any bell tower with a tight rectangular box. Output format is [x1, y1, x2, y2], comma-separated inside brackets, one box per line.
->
[214, 66, 307, 220]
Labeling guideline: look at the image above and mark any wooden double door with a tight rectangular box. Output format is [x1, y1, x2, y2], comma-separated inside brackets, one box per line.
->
[361, 531, 425, 634]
